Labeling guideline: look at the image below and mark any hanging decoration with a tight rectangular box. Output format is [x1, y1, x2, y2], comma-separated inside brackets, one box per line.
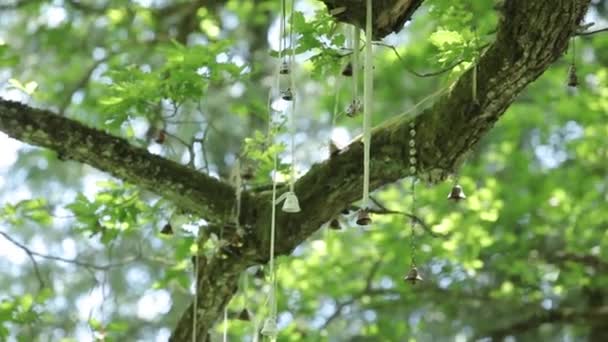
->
[403, 120, 423, 284]
[346, 24, 361, 117]
[567, 36, 579, 87]
[447, 183, 466, 202]
[280, 0, 301, 214]
[356, 0, 373, 227]
[260, 0, 295, 338]
[160, 223, 173, 235]
[191, 227, 200, 342]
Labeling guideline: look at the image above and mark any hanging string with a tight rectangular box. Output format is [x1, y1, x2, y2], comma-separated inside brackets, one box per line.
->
[409, 173, 417, 266]
[265, 0, 289, 324]
[352, 26, 360, 103]
[269, 152, 279, 318]
[192, 229, 199, 342]
[223, 307, 229, 342]
[472, 25, 480, 105]
[362, 0, 373, 208]
[288, 0, 297, 193]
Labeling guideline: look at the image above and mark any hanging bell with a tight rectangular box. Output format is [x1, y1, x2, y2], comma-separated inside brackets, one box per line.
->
[329, 218, 342, 230]
[404, 265, 423, 284]
[341, 62, 353, 76]
[567, 63, 579, 87]
[346, 99, 361, 117]
[281, 88, 294, 101]
[155, 129, 166, 144]
[356, 208, 372, 226]
[230, 234, 244, 248]
[447, 184, 466, 202]
[279, 61, 290, 75]
[160, 223, 173, 235]
[241, 165, 255, 181]
[261, 317, 279, 337]
[254, 268, 265, 279]
[281, 192, 301, 213]
[237, 308, 251, 321]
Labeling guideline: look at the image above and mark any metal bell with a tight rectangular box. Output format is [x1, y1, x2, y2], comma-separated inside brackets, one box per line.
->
[160, 223, 173, 235]
[281, 88, 293, 101]
[447, 184, 466, 202]
[341, 62, 353, 76]
[404, 265, 423, 284]
[281, 192, 301, 213]
[355, 208, 372, 226]
[230, 234, 244, 248]
[567, 64, 579, 87]
[241, 165, 255, 181]
[329, 218, 342, 230]
[254, 268, 265, 279]
[279, 61, 290, 75]
[237, 308, 251, 321]
[155, 129, 166, 144]
[261, 317, 278, 337]
[346, 99, 361, 117]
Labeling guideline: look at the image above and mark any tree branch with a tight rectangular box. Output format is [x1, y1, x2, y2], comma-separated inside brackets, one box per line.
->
[0, 99, 240, 224]
[320, 0, 426, 39]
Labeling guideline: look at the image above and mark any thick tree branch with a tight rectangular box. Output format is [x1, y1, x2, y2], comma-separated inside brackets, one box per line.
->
[320, 0, 425, 38]
[0, 100, 239, 223]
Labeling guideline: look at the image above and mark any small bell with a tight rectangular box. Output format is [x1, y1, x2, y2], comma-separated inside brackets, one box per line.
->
[279, 61, 290, 75]
[281, 88, 293, 101]
[329, 218, 342, 230]
[346, 99, 361, 117]
[355, 208, 372, 226]
[447, 184, 466, 202]
[281, 192, 301, 213]
[230, 234, 244, 248]
[254, 268, 265, 279]
[567, 63, 579, 87]
[341, 62, 353, 76]
[160, 223, 173, 235]
[155, 129, 166, 144]
[261, 317, 278, 337]
[404, 265, 423, 284]
[237, 308, 251, 321]
[241, 165, 255, 181]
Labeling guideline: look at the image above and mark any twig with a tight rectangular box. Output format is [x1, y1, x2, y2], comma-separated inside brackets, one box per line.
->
[0, 231, 139, 271]
[361, 196, 450, 239]
[0, 231, 45, 289]
[373, 42, 465, 78]
[320, 259, 382, 330]
[58, 57, 109, 116]
[576, 27, 608, 36]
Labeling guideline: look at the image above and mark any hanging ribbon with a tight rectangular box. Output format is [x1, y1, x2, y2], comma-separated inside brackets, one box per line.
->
[362, 0, 373, 208]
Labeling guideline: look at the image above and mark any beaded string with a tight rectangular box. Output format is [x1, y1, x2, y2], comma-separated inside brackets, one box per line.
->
[409, 121, 418, 266]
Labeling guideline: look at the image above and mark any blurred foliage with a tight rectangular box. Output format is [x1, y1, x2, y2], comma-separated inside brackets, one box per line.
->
[0, 0, 607, 341]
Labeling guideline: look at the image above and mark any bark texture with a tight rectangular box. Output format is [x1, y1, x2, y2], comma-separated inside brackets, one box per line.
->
[0, 0, 591, 340]
[320, 0, 425, 38]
